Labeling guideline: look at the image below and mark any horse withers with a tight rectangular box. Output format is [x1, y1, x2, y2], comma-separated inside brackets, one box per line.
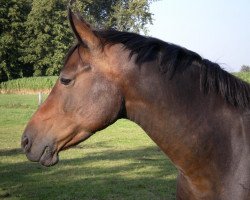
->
[21, 10, 250, 200]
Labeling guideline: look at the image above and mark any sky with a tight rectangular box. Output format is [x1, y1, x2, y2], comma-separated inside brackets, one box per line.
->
[148, 0, 250, 72]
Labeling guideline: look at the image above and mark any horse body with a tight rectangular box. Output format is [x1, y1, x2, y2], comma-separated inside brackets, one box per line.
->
[21, 10, 250, 199]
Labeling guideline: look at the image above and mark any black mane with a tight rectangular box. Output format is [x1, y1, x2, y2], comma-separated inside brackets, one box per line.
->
[95, 30, 250, 109]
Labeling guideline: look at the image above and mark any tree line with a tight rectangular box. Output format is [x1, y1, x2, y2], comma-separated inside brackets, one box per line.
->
[0, 0, 156, 82]
[241, 65, 250, 72]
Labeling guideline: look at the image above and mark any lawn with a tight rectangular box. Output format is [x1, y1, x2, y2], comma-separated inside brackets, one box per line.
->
[0, 94, 177, 200]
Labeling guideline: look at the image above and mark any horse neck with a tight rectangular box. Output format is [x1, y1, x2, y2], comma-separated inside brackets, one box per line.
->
[122, 61, 244, 181]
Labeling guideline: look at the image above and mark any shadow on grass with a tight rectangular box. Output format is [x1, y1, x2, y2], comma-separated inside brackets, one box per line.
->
[0, 148, 23, 157]
[0, 146, 177, 200]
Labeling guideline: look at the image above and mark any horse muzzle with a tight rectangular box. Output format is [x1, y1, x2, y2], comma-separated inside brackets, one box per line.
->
[21, 132, 59, 167]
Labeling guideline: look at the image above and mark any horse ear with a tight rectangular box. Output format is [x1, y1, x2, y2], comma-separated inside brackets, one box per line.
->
[68, 9, 100, 50]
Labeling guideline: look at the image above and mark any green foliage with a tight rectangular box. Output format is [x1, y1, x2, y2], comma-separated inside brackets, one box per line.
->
[73, 0, 155, 33]
[234, 72, 250, 83]
[0, 0, 32, 81]
[21, 0, 73, 76]
[0, 0, 157, 82]
[0, 76, 57, 92]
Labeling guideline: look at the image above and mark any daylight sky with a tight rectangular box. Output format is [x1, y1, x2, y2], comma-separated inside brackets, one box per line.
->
[148, 0, 250, 72]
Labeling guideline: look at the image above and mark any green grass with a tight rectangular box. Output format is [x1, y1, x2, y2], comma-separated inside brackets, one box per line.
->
[0, 94, 177, 200]
[0, 76, 57, 93]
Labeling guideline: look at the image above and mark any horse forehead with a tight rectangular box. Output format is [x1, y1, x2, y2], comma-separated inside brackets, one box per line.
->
[63, 43, 130, 78]
[63, 46, 90, 72]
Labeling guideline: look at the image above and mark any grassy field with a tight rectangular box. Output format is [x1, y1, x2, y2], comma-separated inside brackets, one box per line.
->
[0, 94, 177, 200]
[0, 77, 57, 94]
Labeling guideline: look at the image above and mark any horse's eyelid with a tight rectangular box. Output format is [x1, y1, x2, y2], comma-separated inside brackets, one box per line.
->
[60, 77, 72, 85]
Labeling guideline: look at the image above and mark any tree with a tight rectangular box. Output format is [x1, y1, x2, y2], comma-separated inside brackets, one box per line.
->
[240, 65, 250, 72]
[0, 0, 32, 82]
[1, 0, 157, 80]
[73, 0, 155, 33]
[22, 0, 157, 77]
[21, 0, 73, 76]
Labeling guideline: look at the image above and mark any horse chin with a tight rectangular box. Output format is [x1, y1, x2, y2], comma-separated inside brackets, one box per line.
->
[39, 146, 59, 167]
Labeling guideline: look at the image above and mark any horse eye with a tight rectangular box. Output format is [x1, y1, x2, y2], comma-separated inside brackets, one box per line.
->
[60, 77, 72, 85]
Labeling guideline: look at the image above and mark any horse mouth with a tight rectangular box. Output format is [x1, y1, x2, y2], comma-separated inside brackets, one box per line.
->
[22, 130, 92, 167]
[39, 146, 59, 167]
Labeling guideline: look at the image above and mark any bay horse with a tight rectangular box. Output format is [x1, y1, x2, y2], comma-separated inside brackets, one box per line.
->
[21, 10, 250, 200]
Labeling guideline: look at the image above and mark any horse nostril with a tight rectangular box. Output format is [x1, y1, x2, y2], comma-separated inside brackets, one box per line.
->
[21, 136, 31, 152]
